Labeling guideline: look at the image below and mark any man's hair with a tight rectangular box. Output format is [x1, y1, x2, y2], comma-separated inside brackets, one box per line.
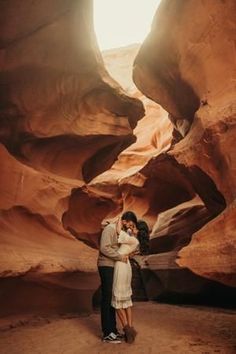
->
[121, 211, 137, 224]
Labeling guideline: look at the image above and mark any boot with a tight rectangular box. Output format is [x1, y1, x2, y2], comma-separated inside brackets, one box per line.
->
[130, 326, 138, 339]
[124, 325, 135, 344]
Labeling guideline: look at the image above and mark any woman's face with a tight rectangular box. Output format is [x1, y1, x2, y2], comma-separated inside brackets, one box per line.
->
[132, 224, 138, 237]
[122, 220, 137, 236]
[122, 220, 136, 231]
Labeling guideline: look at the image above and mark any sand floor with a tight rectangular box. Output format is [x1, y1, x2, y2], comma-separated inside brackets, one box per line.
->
[0, 302, 235, 354]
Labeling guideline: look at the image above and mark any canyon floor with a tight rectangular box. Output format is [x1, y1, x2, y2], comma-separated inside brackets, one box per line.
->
[0, 302, 235, 354]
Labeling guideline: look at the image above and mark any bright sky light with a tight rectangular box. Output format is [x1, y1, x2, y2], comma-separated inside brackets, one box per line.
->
[93, 0, 161, 51]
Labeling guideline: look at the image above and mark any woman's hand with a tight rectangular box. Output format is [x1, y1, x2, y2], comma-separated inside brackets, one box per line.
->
[132, 224, 138, 237]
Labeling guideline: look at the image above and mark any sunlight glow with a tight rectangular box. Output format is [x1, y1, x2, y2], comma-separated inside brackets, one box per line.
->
[93, 0, 161, 50]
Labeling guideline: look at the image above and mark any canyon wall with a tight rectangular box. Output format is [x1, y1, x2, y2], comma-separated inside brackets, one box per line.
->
[0, 0, 144, 315]
[0, 0, 235, 315]
[133, 0, 236, 287]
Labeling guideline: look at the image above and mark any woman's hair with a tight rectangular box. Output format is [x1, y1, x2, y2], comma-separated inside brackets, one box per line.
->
[137, 220, 150, 255]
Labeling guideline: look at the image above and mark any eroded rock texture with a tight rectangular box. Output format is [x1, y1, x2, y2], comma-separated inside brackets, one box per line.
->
[178, 201, 236, 287]
[134, 0, 236, 287]
[0, 0, 144, 315]
[62, 44, 174, 246]
[0, 0, 144, 182]
[1, 0, 236, 315]
[66, 38, 235, 303]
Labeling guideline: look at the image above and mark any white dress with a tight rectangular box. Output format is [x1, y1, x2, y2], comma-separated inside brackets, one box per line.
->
[111, 230, 139, 309]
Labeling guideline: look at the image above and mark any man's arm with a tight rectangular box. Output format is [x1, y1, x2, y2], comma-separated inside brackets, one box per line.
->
[100, 225, 125, 261]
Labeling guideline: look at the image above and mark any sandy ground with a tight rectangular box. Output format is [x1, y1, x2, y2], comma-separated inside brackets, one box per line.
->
[0, 302, 235, 354]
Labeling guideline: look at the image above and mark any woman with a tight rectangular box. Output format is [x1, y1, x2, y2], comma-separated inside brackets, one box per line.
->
[111, 218, 138, 343]
[111, 219, 150, 343]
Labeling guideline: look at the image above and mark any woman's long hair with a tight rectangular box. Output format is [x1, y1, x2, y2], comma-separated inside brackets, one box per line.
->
[137, 220, 150, 255]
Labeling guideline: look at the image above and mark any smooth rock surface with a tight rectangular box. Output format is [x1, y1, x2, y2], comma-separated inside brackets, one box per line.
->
[133, 0, 236, 286]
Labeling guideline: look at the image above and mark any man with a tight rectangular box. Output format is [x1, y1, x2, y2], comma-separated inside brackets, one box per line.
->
[97, 211, 137, 343]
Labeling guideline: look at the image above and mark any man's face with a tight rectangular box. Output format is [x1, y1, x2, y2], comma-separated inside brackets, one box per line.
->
[122, 220, 136, 232]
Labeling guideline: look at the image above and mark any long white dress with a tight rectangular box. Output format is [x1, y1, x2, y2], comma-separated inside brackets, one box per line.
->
[111, 230, 139, 309]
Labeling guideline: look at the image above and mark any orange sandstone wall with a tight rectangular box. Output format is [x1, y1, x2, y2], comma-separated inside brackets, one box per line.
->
[133, 0, 236, 287]
[0, 0, 144, 314]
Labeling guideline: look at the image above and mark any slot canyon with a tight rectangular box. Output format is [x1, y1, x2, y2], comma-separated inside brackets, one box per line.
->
[0, 0, 235, 353]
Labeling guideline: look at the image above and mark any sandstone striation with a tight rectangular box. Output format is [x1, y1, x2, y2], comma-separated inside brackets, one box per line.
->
[134, 0, 236, 286]
[1, 0, 236, 316]
[0, 0, 144, 315]
[177, 201, 236, 287]
[0, 0, 144, 182]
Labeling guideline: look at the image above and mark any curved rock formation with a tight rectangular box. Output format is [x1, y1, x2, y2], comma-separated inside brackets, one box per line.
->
[177, 201, 236, 287]
[1, 0, 236, 316]
[0, 142, 99, 315]
[62, 186, 120, 249]
[149, 197, 211, 254]
[0, 0, 144, 315]
[134, 0, 236, 286]
[61, 44, 174, 246]
[0, 0, 144, 182]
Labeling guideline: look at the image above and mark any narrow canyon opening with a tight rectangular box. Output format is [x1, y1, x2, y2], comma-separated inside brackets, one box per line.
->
[0, 0, 236, 352]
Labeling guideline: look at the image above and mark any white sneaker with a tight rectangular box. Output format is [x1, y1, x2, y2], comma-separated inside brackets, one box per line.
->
[102, 332, 121, 344]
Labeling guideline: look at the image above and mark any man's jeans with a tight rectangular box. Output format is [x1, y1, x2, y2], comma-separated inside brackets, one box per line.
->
[98, 266, 117, 336]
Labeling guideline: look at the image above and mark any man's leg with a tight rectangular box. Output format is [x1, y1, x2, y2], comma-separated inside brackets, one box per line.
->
[98, 266, 117, 336]
[110, 301, 117, 334]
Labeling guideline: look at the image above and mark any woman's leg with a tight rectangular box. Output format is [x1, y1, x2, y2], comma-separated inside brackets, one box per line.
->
[116, 308, 128, 328]
[125, 306, 132, 327]
[122, 307, 136, 343]
[125, 306, 137, 343]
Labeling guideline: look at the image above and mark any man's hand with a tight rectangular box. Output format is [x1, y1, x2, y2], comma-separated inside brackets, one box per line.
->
[120, 255, 128, 263]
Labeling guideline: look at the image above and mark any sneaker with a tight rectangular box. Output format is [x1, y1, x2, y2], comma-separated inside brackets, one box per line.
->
[102, 332, 121, 344]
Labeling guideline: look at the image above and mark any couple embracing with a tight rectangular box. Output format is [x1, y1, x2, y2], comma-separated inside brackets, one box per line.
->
[97, 211, 149, 344]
